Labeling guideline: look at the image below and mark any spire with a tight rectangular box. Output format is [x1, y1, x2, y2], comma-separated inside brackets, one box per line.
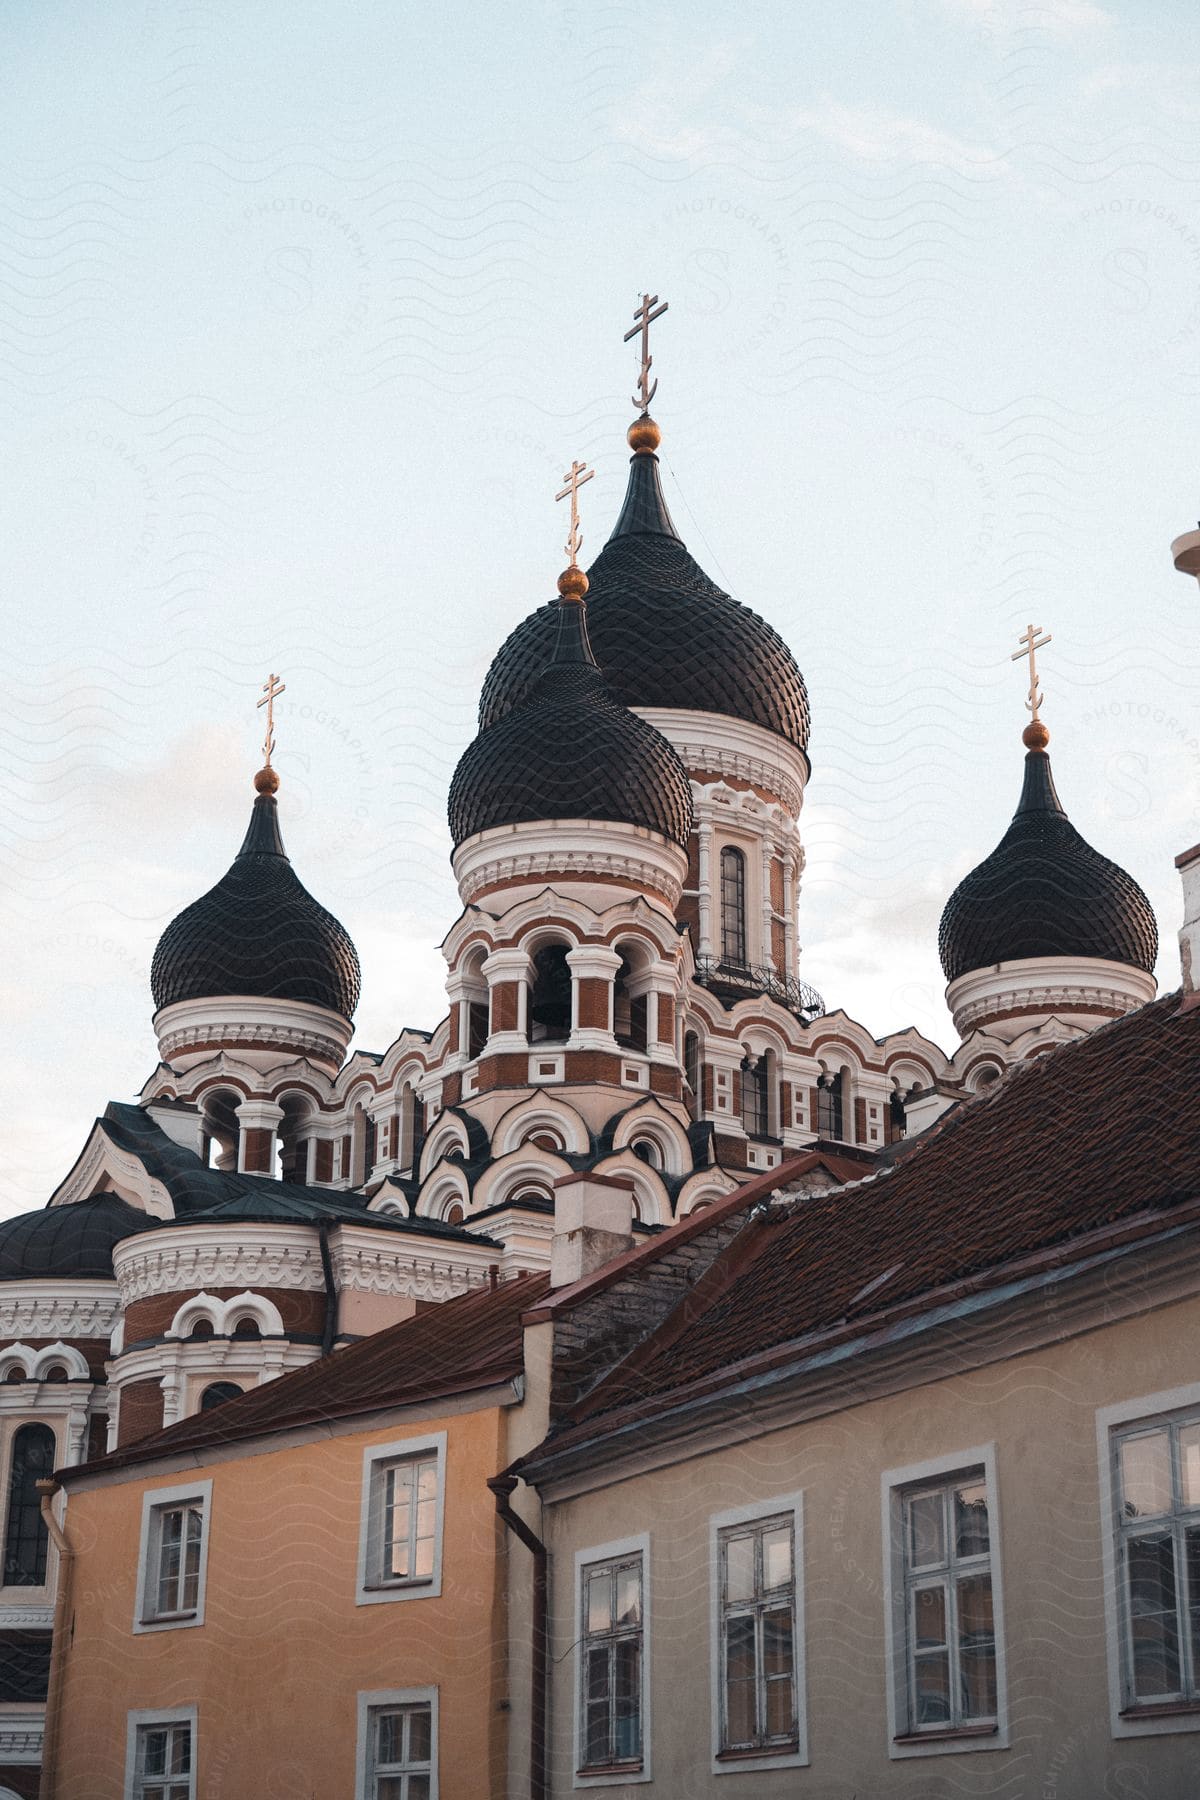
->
[236, 789, 289, 858]
[607, 291, 681, 544]
[1013, 746, 1065, 818]
[547, 457, 600, 669]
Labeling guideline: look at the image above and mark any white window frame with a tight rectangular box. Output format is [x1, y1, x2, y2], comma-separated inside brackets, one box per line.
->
[1097, 1380, 1200, 1739]
[356, 1431, 446, 1606]
[133, 1481, 212, 1635]
[355, 1686, 438, 1800]
[881, 1444, 1008, 1757]
[708, 1492, 807, 1774]
[124, 1705, 198, 1800]
[572, 1531, 651, 1788]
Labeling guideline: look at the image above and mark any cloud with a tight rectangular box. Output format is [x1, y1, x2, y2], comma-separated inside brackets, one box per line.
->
[789, 98, 998, 171]
[935, 0, 1112, 37]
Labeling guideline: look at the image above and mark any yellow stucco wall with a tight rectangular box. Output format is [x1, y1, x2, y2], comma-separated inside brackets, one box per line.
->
[54, 1404, 510, 1800]
[543, 1292, 1200, 1799]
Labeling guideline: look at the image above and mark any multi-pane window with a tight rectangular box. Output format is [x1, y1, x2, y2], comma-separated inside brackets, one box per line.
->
[1112, 1409, 1200, 1706]
[366, 1702, 434, 1800]
[718, 1514, 797, 1755]
[131, 1720, 193, 1800]
[900, 1472, 997, 1733]
[149, 1501, 204, 1620]
[720, 846, 748, 966]
[816, 1072, 843, 1141]
[360, 1439, 445, 1602]
[579, 1552, 644, 1772]
[3, 1423, 56, 1586]
[741, 1055, 769, 1138]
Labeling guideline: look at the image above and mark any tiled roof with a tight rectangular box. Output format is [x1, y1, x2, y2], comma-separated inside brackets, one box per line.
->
[542, 991, 1198, 1443]
[62, 1271, 550, 1482]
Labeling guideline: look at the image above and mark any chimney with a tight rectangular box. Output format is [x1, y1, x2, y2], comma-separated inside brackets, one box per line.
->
[550, 1172, 635, 1289]
[1176, 844, 1200, 1002]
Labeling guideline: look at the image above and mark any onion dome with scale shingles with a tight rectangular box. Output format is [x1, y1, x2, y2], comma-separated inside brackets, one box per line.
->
[0, 1193, 159, 1283]
[151, 767, 361, 1021]
[938, 737, 1158, 985]
[476, 418, 811, 757]
[448, 563, 693, 851]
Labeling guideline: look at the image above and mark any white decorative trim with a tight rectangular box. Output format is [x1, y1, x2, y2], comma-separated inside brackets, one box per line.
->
[154, 994, 351, 1068]
[0, 1711, 44, 1764]
[453, 820, 688, 908]
[0, 1283, 117, 1341]
[165, 1290, 284, 1340]
[330, 1239, 496, 1302]
[946, 956, 1156, 1040]
[636, 707, 809, 816]
[0, 1342, 90, 1383]
[112, 1225, 325, 1303]
[133, 1481, 212, 1635]
[49, 1122, 175, 1217]
[709, 1491, 807, 1773]
[0, 1605, 53, 1628]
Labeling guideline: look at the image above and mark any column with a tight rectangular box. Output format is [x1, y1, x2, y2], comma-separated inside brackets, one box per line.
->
[235, 1100, 285, 1175]
[565, 946, 622, 1052]
[482, 948, 533, 1054]
[760, 838, 775, 973]
[697, 817, 714, 961]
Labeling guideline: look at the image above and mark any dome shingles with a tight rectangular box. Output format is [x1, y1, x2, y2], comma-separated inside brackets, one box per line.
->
[151, 792, 361, 1020]
[476, 451, 811, 754]
[938, 750, 1159, 983]
[0, 1193, 159, 1283]
[448, 595, 694, 851]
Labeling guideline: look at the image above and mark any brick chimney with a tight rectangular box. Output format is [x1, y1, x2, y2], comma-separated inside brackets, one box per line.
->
[550, 1172, 635, 1289]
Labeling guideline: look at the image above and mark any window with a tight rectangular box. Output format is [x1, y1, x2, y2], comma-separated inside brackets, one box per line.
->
[125, 1709, 196, 1800]
[198, 1382, 242, 1412]
[358, 1434, 446, 1605]
[3, 1423, 56, 1587]
[1111, 1407, 1200, 1711]
[741, 1055, 769, 1138]
[575, 1538, 649, 1781]
[684, 1032, 701, 1121]
[720, 846, 747, 966]
[357, 1690, 437, 1800]
[711, 1498, 806, 1771]
[882, 1448, 1007, 1757]
[529, 944, 571, 1043]
[816, 1071, 843, 1140]
[134, 1482, 211, 1633]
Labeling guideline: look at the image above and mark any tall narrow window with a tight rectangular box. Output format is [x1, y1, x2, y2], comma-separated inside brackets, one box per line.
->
[358, 1435, 446, 1604]
[816, 1072, 843, 1140]
[741, 1055, 769, 1138]
[467, 999, 488, 1059]
[135, 1483, 211, 1632]
[898, 1469, 997, 1734]
[130, 1718, 194, 1800]
[3, 1423, 55, 1586]
[579, 1550, 645, 1775]
[1112, 1409, 1200, 1707]
[718, 1514, 798, 1757]
[365, 1701, 434, 1799]
[720, 847, 748, 967]
[684, 1031, 701, 1121]
[529, 944, 571, 1043]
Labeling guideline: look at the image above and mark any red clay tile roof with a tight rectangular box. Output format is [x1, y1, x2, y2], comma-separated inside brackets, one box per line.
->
[62, 1271, 549, 1481]
[544, 992, 1199, 1443]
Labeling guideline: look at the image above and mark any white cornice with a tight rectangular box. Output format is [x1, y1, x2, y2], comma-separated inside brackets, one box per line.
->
[453, 820, 688, 908]
[0, 1282, 117, 1341]
[946, 956, 1157, 1039]
[112, 1225, 325, 1302]
[154, 995, 352, 1070]
[635, 707, 809, 816]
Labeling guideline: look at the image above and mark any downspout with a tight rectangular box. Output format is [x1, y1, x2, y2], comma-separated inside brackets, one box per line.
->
[317, 1220, 338, 1356]
[36, 1477, 74, 1800]
[488, 1472, 547, 1800]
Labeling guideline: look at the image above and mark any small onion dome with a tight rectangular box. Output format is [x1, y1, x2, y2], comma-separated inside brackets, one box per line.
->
[938, 748, 1159, 983]
[0, 1193, 159, 1283]
[151, 780, 361, 1019]
[476, 441, 810, 754]
[448, 591, 693, 850]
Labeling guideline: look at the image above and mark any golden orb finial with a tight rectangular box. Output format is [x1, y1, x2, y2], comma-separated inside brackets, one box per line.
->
[627, 414, 661, 454]
[557, 565, 589, 601]
[1022, 719, 1050, 752]
[254, 764, 280, 795]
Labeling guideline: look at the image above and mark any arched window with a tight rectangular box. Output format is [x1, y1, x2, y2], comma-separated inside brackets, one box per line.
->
[2, 1371, 22, 1388]
[684, 1032, 701, 1122]
[3, 1424, 56, 1586]
[720, 846, 748, 967]
[613, 955, 648, 1053]
[886, 1089, 907, 1145]
[631, 1137, 663, 1170]
[444, 1202, 465, 1226]
[741, 1054, 769, 1138]
[42, 1366, 68, 1384]
[188, 1320, 215, 1343]
[199, 1382, 242, 1412]
[231, 1318, 261, 1342]
[817, 1071, 844, 1140]
[529, 945, 572, 1043]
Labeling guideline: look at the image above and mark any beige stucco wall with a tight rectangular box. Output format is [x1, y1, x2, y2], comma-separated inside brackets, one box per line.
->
[53, 1403, 511, 1800]
[542, 1291, 1200, 1798]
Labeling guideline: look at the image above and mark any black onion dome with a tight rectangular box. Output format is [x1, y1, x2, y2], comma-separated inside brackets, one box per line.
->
[476, 451, 811, 753]
[448, 597, 693, 850]
[938, 750, 1158, 983]
[0, 1194, 159, 1282]
[151, 791, 361, 1018]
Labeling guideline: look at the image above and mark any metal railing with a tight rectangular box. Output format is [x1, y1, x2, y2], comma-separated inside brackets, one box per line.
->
[694, 956, 825, 1021]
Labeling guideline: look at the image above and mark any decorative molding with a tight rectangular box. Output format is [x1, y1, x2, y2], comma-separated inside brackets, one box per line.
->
[0, 1605, 53, 1629]
[0, 1713, 43, 1763]
[112, 1228, 324, 1303]
[947, 956, 1157, 1039]
[637, 707, 809, 816]
[0, 1284, 117, 1341]
[453, 820, 687, 908]
[329, 1244, 494, 1301]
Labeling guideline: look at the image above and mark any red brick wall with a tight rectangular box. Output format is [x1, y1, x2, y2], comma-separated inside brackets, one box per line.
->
[117, 1379, 164, 1447]
[123, 1288, 325, 1346]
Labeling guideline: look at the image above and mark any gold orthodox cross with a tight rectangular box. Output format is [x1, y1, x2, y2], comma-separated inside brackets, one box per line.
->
[624, 291, 668, 413]
[257, 671, 286, 767]
[556, 459, 594, 567]
[1011, 624, 1052, 720]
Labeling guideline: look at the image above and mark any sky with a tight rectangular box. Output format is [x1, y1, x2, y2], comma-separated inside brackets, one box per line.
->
[2, 0, 1200, 1215]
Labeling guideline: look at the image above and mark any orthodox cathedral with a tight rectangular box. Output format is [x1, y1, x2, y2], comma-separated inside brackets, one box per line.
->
[0, 303, 1164, 1785]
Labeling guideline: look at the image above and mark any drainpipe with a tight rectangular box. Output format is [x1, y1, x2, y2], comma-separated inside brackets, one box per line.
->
[36, 1477, 74, 1800]
[487, 1472, 547, 1800]
[317, 1221, 338, 1356]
